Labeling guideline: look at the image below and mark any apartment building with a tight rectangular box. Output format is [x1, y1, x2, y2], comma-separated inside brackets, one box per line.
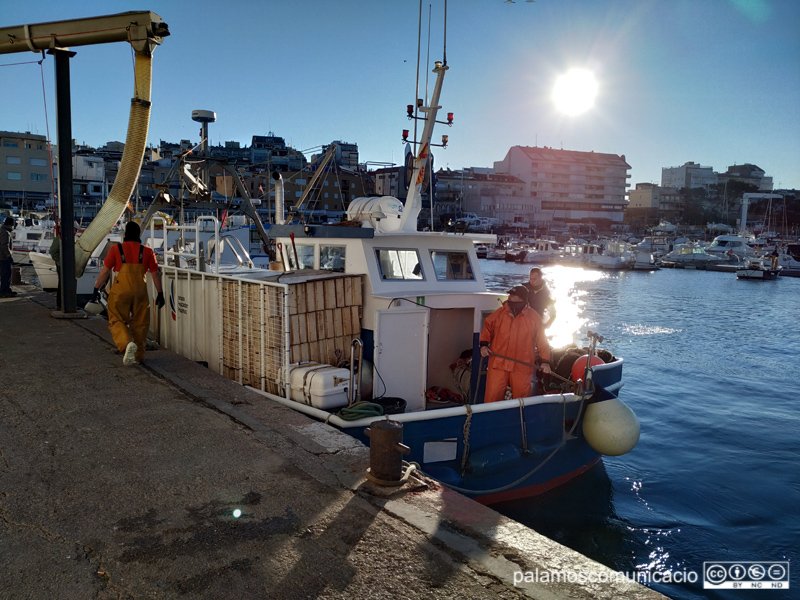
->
[216, 164, 371, 221]
[435, 168, 524, 222]
[661, 162, 717, 190]
[718, 163, 773, 191]
[626, 183, 683, 228]
[0, 131, 52, 210]
[494, 146, 630, 227]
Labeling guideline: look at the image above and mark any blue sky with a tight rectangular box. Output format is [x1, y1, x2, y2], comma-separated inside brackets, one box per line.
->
[2, 0, 799, 189]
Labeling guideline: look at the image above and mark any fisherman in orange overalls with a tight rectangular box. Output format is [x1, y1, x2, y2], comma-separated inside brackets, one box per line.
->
[479, 285, 552, 403]
[92, 222, 164, 366]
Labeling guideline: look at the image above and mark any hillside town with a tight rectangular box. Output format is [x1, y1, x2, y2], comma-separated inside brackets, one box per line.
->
[2, 127, 798, 241]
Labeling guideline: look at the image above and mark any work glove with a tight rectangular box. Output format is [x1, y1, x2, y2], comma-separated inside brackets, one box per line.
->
[92, 288, 101, 303]
[155, 292, 165, 309]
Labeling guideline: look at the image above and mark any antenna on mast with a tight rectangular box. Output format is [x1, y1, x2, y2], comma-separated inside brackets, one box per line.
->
[443, 0, 447, 66]
[414, 0, 423, 145]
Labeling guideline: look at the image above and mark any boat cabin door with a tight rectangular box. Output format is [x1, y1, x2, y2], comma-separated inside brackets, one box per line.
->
[374, 309, 428, 412]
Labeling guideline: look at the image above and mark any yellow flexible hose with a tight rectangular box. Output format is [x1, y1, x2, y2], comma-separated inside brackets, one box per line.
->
[74, 50, 152, 276]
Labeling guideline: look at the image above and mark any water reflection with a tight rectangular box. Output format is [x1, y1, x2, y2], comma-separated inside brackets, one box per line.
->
[481, 262, 609, 348]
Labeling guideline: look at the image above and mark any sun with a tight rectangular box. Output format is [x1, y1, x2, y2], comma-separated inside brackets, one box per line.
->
[552, 69, 598, 116]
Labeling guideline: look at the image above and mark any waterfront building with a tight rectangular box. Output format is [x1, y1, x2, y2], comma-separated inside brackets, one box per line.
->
[0, 131, 52, 211]
[718, 163, 773, 191]
[626, 183, 683, 229]
[316, 141, 359, 170]
[435, 167, 524, 224]
[216, 163, 371, 222]
[661, 161, 717, 190]
[250, 134, 307, 173]
[493, 146, 630, 229]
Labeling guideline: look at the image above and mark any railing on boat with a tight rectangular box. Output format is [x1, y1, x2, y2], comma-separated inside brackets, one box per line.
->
[155, 263, 364, 401]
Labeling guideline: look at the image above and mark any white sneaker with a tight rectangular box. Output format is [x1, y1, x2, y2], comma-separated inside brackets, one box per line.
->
[123, 342, 138, 366]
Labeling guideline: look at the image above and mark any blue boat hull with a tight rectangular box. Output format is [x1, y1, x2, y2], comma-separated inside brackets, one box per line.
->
[343, 359, 624, 505]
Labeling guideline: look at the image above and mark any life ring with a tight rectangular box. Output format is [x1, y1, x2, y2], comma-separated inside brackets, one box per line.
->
[548, 254, 555, 263]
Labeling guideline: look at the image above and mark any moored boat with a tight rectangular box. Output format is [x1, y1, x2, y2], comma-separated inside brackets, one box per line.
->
[522, 239, 560, 264]
[735, 257, 781, 280]
[147, 54, 640, 504]
[775, 244, 800, 277]
[11, 214, 56, 264]
[704, 234, 757, 260]
[661, 242, 718, 269]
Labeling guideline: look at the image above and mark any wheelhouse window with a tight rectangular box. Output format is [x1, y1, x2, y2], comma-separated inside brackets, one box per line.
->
[430, 250, 475, 281]
[375, 248, 423, 280]
[320, 245, 345, 272]
[287, 244, 315, 270]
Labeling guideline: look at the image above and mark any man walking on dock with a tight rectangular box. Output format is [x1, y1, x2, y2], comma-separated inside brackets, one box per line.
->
[92, 222, 164, 365]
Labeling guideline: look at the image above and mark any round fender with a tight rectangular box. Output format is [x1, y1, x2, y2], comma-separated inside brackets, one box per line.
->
[582, 397, 640, 456]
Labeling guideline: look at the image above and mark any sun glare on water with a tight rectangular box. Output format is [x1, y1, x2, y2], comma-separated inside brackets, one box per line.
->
[552, 69, 598, 116]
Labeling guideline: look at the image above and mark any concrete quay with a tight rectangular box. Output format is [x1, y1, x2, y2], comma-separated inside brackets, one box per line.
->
[0, 282, 667, 600]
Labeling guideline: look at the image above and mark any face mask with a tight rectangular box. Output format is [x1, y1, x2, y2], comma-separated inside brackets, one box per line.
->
[507, 300, 526, 313]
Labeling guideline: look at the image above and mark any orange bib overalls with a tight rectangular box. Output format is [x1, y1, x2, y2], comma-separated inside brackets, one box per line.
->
[107, 243, 150, 363]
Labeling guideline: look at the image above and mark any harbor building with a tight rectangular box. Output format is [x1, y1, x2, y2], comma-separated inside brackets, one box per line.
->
[493, 145, 631, 229]
[372, 166, 405, 199]
[625, 183, 683, 229]
[0, 131, 52, 211]
[661, 161, 717, 191]
[718, 163, 773, 191]
[435, 167, 525, 223]
[250, 134, 307, 173]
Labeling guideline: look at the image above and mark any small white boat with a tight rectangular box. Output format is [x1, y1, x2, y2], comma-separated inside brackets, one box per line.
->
[11, 215, 56, 264]
[776, 244, 800, 277]
[630, 247, 659, 271]
[585, 240, 633, 270]
[661, 242, 719, 268]
[736, 257, 781, 280]
[631, 236, 672, 260]
[485, 243, 506, 260]
[522, 239, 560, 264]
[30, 232, 121, 294]
[704, 234, 757, 260]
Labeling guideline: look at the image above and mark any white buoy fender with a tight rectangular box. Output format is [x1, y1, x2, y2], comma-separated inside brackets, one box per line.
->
[582, 397, 641, 456]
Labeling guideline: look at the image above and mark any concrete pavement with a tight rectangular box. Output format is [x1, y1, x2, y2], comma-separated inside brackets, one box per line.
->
[0, 279, 667, 600]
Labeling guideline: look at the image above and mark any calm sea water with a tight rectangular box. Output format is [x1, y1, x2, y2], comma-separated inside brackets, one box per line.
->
[480, 260, 800, 599]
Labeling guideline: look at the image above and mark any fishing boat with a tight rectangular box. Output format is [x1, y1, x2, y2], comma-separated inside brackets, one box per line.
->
[150, 53, 640, 504]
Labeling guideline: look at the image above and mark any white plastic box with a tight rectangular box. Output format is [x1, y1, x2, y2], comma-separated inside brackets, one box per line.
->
[289, 362, 351, 409]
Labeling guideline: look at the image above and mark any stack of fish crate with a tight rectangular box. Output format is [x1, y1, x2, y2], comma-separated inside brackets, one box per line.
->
[221, 273, 362, 393]
[288, 275, 363, 365]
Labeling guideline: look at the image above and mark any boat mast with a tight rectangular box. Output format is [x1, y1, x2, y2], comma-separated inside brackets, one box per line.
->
[398, 60, 447, 233]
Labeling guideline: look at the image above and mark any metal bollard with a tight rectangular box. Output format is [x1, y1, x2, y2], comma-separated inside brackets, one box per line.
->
[11, 267, 22, 285]
[364, 420, 411, 486]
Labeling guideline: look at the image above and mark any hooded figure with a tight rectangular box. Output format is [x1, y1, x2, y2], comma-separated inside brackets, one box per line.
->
[92, 222, 164, 365]
[479, 285, 552, 403]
